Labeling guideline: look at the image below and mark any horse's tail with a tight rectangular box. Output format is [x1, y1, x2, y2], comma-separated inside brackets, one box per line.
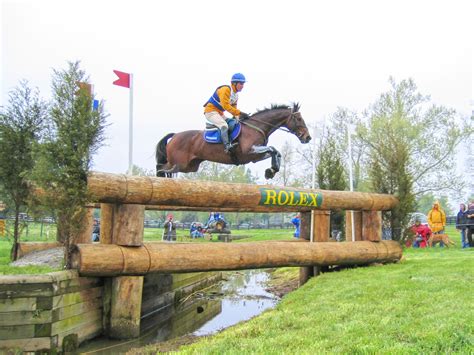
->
[156, 133, 175, 177]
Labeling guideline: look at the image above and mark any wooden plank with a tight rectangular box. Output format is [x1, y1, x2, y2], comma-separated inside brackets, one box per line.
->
[0, 337, 51, 352]
[52, 286, 102, 309]
[0, 297, 37, 312]
[55, 277, 103, 295]
[52, 297, 102, 322]
[0, 324, 35, 340]
[51, 308, 102, 335]
[0, 310, 52, 326]
[56, 317, 103, 351]
[0, 283, 53, 298]
[313, 210, 330, 242]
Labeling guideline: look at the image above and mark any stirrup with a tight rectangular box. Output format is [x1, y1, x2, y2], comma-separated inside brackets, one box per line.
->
[224, 142, 238, 153]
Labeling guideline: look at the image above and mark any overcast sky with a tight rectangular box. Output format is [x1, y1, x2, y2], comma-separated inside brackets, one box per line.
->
[2, 0, 473, 182]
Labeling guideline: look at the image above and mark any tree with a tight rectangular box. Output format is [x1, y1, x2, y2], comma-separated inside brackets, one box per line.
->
[32, 61, 108, 266]
[0, 81, 48, 260]
[315, 128, 347, 236]
[359, 77, 471, 240]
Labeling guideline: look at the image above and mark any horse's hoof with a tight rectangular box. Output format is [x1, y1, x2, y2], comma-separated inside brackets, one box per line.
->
[265, 168, 275, 179]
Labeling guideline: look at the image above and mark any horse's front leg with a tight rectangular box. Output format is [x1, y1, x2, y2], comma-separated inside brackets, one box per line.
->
[250, 145, 281, 179]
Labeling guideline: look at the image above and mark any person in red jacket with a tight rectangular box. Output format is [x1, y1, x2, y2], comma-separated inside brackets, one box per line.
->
[410, 219, 431, 248]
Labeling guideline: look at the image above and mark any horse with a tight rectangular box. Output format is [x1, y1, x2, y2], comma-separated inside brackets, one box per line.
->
[155, 103, 311, 179]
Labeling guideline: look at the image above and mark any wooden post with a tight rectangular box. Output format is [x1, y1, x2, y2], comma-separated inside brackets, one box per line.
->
[112, 204, 145, 246]
[107, 203, 145, 339]
[72, 207, 94, 244]
[313, 210, 330, 276]
[313, 210, 330, 242]
[100, 203, 114, 245]
[362, 211, 382, 242]
[345, 210, 363, 241]
[299, 212, 313, 286]
[109, 276, 144, 339]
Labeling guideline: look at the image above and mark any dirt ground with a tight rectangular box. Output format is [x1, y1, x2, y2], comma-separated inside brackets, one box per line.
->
[10, 247, 64, 268]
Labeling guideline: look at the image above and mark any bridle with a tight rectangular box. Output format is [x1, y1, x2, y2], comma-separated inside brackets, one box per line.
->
[241, 108, 305, 142]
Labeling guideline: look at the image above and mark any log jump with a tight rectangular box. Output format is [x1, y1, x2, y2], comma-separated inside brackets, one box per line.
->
[71, 241, 402, 276]
[73, 171, 402, 340]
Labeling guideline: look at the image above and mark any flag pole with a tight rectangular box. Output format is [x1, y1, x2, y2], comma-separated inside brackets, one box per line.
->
[128, 74, 134, 175]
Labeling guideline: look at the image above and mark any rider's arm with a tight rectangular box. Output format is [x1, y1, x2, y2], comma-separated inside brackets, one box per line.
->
[217, 86, 241, 116]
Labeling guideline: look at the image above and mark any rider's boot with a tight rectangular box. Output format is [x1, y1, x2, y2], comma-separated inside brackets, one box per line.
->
[220, 127, 236, 153]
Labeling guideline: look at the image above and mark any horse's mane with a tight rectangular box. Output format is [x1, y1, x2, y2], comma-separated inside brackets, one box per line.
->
[253, 102, 300, 116]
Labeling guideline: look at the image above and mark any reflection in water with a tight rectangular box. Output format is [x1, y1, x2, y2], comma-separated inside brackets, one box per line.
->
[194, 270, 277, 336]
[78, 270, 277, 354]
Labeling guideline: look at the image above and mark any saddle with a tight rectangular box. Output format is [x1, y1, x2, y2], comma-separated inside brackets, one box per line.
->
[203, 118, 242, 144]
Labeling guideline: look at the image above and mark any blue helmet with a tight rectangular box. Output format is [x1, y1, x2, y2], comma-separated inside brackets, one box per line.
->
[231, 73, 246, 83]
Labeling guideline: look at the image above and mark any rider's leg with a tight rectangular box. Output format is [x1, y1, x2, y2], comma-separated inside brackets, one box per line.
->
[204, 112, 235, 153]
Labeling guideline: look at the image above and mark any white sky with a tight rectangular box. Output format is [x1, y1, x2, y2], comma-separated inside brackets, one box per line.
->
[1, 0, 473, 181]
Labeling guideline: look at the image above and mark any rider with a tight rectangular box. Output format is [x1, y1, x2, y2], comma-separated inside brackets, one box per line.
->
[203, 73, 250, 153]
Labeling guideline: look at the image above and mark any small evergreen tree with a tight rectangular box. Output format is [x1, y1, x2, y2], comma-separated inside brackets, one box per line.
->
[0, 81, 48, 260]
[32, 61, 107, 267]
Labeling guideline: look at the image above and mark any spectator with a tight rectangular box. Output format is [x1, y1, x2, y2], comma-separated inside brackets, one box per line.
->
[456, 203, 469, 248]
[92, 219, 100, 242]
[291, 213, 301, 239]
[427, 201, 446, 247]
[163, 214, 176, 242]
[410, 219, 431, 248]
[465, 202, 474, 247]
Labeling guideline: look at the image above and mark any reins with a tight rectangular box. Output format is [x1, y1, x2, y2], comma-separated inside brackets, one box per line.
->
[241, 108, 296, 141]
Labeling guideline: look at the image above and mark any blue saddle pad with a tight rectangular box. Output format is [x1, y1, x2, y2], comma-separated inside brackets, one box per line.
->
[203, 119, 241, 144]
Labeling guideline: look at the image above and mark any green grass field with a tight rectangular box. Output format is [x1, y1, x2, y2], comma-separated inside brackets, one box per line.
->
[133, 225, 474, 354]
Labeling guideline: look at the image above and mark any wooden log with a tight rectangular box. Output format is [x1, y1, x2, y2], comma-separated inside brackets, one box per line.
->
[109, 276, 143, 339]
[71, 241, 403, 276]
[87, 172, 399, 212]
[17, 242, 62, 258]
[345, 210, 363, 241]
[362, 211, 382, 242]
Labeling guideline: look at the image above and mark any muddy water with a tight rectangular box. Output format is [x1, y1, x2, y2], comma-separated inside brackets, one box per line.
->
[78, 270, 278, 354]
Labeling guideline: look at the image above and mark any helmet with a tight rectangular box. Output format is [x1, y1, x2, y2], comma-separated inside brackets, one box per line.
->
[231, 73, 246, 83]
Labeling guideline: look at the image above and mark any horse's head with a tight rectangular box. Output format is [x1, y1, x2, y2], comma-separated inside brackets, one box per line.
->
[286, 104, 311, 144]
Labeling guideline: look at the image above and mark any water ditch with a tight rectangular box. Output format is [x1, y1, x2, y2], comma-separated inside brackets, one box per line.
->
[78, 269, 279, 354]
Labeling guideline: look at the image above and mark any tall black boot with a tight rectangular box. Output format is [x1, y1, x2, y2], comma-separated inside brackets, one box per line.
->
[220, 127, 234, 153]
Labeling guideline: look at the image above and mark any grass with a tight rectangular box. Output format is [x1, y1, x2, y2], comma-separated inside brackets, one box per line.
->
[134, 226, 474, 354]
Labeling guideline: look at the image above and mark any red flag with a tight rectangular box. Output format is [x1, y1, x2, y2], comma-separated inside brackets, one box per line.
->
[113, 70, 130, 88]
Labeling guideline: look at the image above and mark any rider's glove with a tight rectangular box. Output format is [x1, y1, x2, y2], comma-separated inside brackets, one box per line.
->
[239, 112, 250, 120]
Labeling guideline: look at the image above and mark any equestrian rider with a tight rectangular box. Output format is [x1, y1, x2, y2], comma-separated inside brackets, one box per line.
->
[203, 73, 250, 153]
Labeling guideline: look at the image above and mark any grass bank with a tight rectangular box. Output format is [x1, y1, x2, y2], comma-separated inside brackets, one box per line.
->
[133, 228, 473, 354]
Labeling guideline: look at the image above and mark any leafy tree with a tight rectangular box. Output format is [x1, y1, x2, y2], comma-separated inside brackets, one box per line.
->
[0, 81, 48, 260]
[359, 77, 471, 240]
[32, 61, 108, 267]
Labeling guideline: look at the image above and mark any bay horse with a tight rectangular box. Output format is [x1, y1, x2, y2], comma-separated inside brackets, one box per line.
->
[155, 103, 311, 179]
